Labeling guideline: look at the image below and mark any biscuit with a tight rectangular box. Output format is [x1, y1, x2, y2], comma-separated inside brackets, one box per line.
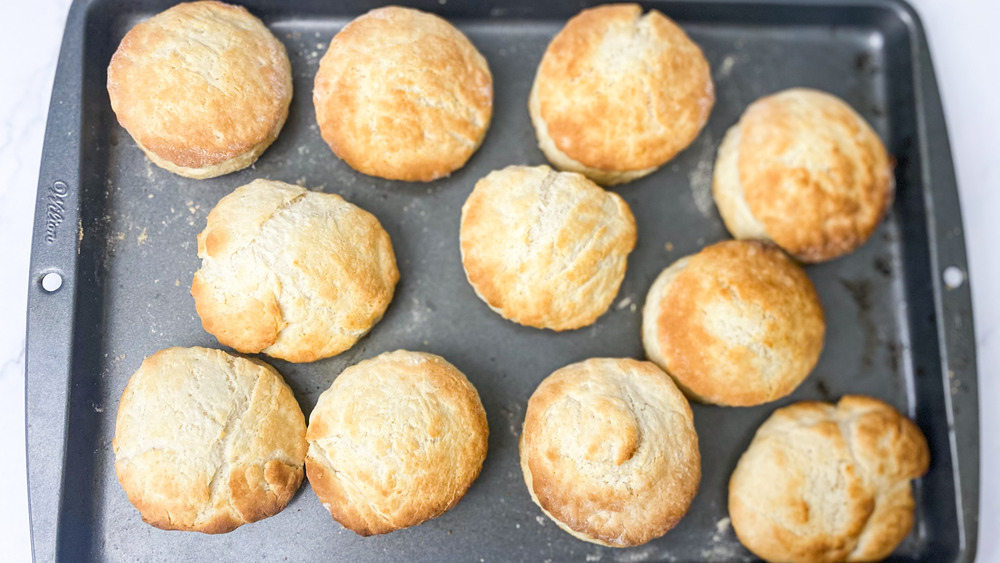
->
[107, 1, 292, 179]
[460, 165, 636, 331]
[729, 395, 930, 562]
[642, 240, 825, 406]
[520, 358, 700, 547]
[529, 4, 714, 185]
[305, 350, 489, 535]
[113, 347, 306, 533]
[314, 6, 493, 182]
[713, 88, 894, 262]
[191, 179, 399, 363]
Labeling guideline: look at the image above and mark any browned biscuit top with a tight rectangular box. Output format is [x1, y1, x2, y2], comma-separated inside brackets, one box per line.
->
[521, 358, 700, 547]
[314, 6, 493, 182]
[191, 179, 399, 363]
[305, 350, 489, 535]
[113, 347, 307, 534]
[459, 165, 636, 331]
[107, 1, 292, 170]
[729, 395, 930, 563]
[533, 4, 713, 172]
[737, 88, 893, 262]
[643, 240, 825, 406]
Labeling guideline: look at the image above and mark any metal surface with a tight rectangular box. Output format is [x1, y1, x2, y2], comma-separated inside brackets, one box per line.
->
[25, 0, 979, 561]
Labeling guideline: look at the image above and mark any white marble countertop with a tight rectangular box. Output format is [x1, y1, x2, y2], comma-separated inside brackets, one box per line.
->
[1, 1, 996, 561]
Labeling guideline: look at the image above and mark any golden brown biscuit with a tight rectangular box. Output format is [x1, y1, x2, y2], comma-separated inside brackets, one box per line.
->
[642, 240, 825, 406]
[729, 396, 930, 563]
[191, 179, 399, 362]
[113, 347, 306, 533]
[107, 1, 292, 179]
[305, 350, 489, 535]
[529, 4, 714, 185]
[713, 88, 894, 262]
[520, 358, 700, 547]
[314, 6, 493, 182]
[460, 165, 636, 331]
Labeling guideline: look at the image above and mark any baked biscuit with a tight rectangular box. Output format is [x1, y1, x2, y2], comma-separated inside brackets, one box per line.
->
[642, 240, 825, 406]
[460, 165, 636, 331]
[729, 395, 930, 562]
[113, 347, 306, 533]
[107, 1, 292, 179]
[713, 88, 894, 262]
[306, 350, 489, 535]
[192, 179, 398, 363]
[314, 6, 493, 182]
[520, 358, 700, 547]
[529, 4, 714, 185]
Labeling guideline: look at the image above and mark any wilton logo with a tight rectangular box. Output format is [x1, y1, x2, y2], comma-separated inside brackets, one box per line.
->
[44, 181, 69, 244]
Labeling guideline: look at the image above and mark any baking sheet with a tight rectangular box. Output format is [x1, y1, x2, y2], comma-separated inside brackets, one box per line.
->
[26, 0, 979, 561]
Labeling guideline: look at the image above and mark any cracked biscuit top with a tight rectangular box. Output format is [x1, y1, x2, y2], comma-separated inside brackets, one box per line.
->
[313, 6, 493, 182]
[113, 346, 307, 533]
[529, 3, 714, 185]
[191, 179, 399, 363]
[729, 395, 930, 563]
[460, 165, 636, 331]
[305, 350, 489, 535]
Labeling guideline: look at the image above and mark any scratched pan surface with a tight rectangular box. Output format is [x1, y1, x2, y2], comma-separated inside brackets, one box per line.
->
[25, 0, 978, 561]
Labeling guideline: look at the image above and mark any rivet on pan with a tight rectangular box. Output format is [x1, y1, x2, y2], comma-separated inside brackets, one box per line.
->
[41, 272, 63, 293]
[943, 266, 965, 290]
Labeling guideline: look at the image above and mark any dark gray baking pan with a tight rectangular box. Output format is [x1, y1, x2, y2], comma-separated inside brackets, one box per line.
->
[25, 0, 978, 561]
